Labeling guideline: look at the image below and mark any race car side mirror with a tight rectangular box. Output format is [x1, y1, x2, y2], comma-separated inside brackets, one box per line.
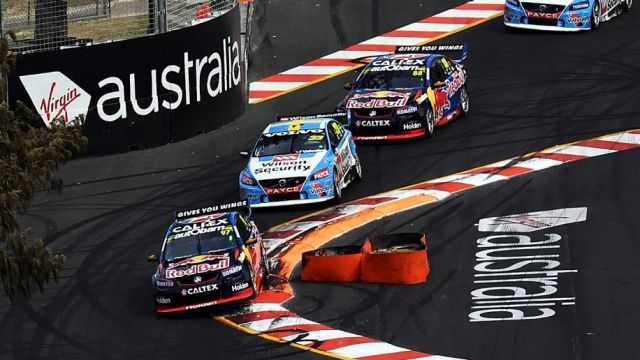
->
[147, 254, 159, 262]
[245, 237, 257, 245]
[343, 82, 353, 90]
[240, 151, 250, 159]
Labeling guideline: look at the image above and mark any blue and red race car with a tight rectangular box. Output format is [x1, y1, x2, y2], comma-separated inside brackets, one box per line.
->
[338, 44, 470, 141]
[148, 200, 268, 313]
[504, 0, 632, 31]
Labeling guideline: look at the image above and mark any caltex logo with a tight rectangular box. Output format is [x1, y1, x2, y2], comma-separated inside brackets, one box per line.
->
[19, 71, 91, 127]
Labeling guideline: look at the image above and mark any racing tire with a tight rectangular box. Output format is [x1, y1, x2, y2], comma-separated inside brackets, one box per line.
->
[332, 168, 342, 202]
[591, 1, 601, 30]
[624, 0, 632, 11]
[460, 86, 470, 116]
[351, 154, 362, 183]
[424, 105, 435, 138]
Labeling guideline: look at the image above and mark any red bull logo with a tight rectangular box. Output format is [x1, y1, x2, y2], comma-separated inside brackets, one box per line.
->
[352, 91, 410, 100]
[168, 254, 229, 269]
[346, 97, 409, 109]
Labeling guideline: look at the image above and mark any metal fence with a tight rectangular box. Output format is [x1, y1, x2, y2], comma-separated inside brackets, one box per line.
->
[1, 0, 237, 53]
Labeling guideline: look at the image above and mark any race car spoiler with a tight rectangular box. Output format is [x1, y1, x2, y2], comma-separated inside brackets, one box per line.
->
[395, 43, 468, 62]
[174, 200, 250, 221]
[277, 112, 347, 122]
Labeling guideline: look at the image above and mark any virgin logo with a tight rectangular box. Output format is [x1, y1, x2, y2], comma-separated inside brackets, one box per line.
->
[19, 71, 91, 128]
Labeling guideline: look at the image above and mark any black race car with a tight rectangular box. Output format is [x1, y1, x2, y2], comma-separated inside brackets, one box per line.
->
[338, 44, 470, 141]
[147, 200, 269, 313]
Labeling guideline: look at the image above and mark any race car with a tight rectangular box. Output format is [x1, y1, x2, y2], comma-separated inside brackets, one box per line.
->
[147, 200, 269, 313]
[338, 44, 470, 141]
[504, 0, 632, 31]
[239, 114, 361, 208]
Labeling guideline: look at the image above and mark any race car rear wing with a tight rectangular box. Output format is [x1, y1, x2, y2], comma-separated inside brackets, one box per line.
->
[395, 43, 468, 63]
[277, 112, 348, 124]
[174, 200, 250, 221]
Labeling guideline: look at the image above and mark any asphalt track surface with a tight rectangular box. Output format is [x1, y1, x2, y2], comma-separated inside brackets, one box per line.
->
[1, 1, 639, 359]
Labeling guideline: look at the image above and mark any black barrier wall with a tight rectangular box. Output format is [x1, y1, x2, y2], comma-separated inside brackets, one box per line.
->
[9, 6, 245, 154]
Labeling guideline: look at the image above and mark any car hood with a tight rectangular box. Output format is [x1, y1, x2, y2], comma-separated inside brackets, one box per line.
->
[520, 0, 575, 6]
[164, 252, 235, 280]
[345, 90, 415, 110]
[248, 151, 326, 181]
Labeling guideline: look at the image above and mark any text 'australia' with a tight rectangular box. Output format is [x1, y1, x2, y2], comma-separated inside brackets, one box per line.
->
[97, 37, 241, 122]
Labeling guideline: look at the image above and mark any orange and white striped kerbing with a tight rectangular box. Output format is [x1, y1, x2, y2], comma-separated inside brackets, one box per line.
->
[248, 0, 505, 104]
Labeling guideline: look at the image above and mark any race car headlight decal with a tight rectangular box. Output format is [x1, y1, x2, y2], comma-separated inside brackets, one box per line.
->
[397, 106, 418, 116]
[221, 264, 243, 277]
[570, 1, 589, 10]
[156, 280, 175, 288]
[241, 171, 258, 186]
[506, 0, 519, 6]
[311, 167, 330, 181]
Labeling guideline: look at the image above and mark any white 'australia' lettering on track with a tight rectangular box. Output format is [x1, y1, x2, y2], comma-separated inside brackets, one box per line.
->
[468, 208, 587, 322]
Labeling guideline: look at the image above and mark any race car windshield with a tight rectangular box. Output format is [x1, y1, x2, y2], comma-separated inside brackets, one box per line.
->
[356, 70, 423, 90]
[164, 232, 237, 261]
[253, 132, 327, 157]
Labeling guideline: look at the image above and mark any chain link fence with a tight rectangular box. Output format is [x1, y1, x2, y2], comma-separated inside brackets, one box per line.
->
[1, 0, 237, 53]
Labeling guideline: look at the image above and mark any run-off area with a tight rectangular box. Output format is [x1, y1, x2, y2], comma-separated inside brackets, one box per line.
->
[285, 148, 640, 360]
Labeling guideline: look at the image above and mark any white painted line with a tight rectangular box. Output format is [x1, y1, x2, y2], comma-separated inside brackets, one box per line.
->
[323, 50, 392, 59]
[433, 173, 509, 186]
[250, 82, 308, 91]
[549, 145, 616, 157]
[282, 329, 361, 342]
[240, 317, 317, 332]
[515, 157, 563, 170]
[399, 22, 464, 32]
[282, 66, 353, 75]
[240, 303, 287, 312]
[329, 342, 408, 357]
[362, 36, 430, 46]
[600, 132, 640, 145]
[436, 9, 502, 18]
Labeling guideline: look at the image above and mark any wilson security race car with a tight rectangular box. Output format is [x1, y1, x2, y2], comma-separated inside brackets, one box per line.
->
[239, 114, 361, 208]
[338, 44, 470, 141]
[148, 200, 269, 313]
[504, 0, 632, 31]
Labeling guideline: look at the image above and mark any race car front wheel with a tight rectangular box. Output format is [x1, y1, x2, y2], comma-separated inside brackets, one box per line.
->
[351, 154, 362, 182]
[460, 86, 470, 115]
[425, 106, 435, 138]
[333, 168, 342, 201]
[591, 1, 601, 30]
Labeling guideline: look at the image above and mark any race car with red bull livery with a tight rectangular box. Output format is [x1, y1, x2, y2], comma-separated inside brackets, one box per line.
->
[504, 0, 632, 31]
[148, 200, 268, 313]
[239, 114, 361, 208]
[338, 44, 470, 141]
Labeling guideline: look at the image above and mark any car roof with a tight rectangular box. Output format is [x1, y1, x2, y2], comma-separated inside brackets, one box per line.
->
[264, 119, 330, 134]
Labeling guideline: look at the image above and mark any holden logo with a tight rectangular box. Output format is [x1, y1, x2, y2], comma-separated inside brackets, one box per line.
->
[181, 289, 188, 296]
[539, 4, 547, 11]
[369, 110, 377, 117]
[278, 179, 287, 187]
[193, 276, 202, 283]
[19, 71, 91, 128]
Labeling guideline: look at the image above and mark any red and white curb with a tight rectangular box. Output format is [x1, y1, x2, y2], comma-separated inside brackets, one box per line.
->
[248, 0, 504, 104]
[218, 130, 640, 359]
[219, 292, 457, 360]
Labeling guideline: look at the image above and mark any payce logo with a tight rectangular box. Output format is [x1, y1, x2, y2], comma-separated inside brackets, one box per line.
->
[19, 37, 241, 127]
